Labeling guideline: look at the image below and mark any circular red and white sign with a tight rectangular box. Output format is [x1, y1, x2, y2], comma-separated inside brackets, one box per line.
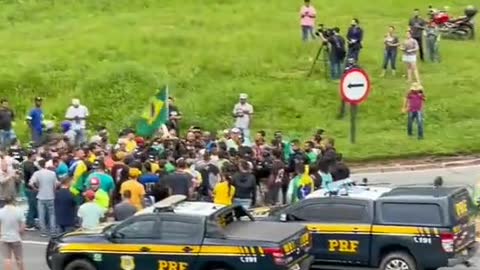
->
[340, 68, 371, 105]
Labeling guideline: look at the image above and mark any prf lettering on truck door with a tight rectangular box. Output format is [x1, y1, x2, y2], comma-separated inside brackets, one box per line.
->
[158, 260, 189, 270]
[328, 240, 359, 253]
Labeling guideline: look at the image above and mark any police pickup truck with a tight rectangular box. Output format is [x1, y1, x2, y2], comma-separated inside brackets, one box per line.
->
[46, 195, 313, 270]
[251, 184, 478, 270]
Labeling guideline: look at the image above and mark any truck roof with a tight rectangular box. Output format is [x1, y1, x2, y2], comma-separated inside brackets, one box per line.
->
[136, 195, 227, 217]
[380, 186, 467, 199]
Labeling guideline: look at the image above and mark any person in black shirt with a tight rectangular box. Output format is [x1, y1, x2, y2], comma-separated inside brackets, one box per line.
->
[321, 27, 346, 80]
[162, 159, 193, 197]
[22, 151, 38, 230]
[346, 18, 364, 62]
[167, 97, 182, 136]
[0, 99, 15, 149]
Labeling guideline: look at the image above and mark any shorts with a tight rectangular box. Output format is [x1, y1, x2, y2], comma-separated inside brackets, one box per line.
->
[1, 241, 23, 261]
[402, 54, 417, 63]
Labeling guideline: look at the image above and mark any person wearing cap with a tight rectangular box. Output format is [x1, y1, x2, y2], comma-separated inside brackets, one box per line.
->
[85, 160, 115, 196]
[402, 82, 425, 139]
[87, 177, 110, 209]
[232, 93, 254, 139]
[77, 190, 106, 230]
[120, 168, 146, 210]
[27, 97, 44, 147]
[65, 98, 89, 146]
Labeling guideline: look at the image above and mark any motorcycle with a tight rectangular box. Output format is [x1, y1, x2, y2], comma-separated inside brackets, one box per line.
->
[428, 5, 477, 39]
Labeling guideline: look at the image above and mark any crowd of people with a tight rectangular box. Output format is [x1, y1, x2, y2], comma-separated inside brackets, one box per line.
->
[0, 90, 351, 270]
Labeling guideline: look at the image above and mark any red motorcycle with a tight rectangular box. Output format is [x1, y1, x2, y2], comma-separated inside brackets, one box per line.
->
[428, 5, 477, 39]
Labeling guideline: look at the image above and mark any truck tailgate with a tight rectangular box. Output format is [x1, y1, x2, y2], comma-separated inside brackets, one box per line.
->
[224, 221, 307, 242]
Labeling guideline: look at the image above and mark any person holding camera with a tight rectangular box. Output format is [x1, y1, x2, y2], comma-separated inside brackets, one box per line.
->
[346, 18, 363, 62]
[300, 0, 317, 41]
[320, 27, 346, 80]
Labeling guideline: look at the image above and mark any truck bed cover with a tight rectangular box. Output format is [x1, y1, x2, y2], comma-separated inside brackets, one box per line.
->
[224, 221, 305, 242]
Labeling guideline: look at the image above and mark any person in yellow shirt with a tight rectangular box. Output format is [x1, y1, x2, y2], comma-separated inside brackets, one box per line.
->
[125, 131, 137, 153]
[213, 174, 235, 206]
[120, 168, 146, 210]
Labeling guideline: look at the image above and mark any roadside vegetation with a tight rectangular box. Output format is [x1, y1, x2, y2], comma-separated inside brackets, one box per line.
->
[0, 0, 478, 160]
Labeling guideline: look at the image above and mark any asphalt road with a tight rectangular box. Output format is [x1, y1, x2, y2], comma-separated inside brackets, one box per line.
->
[22, 165, 480, 270]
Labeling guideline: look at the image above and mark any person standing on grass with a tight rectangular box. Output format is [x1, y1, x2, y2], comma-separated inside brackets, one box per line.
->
[0, 99, 15, 149]
[381, 26, 400, 77]
[29, 159, 59, 237]
[409, 8, 426, 62]
[0, 196, 25, 270]
[401, 30, 420, 83]
[402, 82, 425, 140]
[426, 21, 441, 62]
[65, 98, 89, 146]
[346, 18, 363, 62]
[26, 97, 44, 147]
[232, 93, 254, 139]
[300, 0, 316, 41]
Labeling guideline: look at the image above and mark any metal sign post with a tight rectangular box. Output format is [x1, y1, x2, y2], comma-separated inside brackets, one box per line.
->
[340, 68, 371, 144]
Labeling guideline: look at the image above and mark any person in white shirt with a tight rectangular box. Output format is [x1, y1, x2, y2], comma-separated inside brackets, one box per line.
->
[232, 93, 254, 139]
[65, 99, 89, 146]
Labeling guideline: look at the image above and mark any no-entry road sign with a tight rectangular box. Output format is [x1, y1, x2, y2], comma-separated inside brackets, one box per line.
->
[340, 68, 371, 105]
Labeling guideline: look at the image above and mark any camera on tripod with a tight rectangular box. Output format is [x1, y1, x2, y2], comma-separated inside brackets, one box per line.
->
[315, 24, 335, 40]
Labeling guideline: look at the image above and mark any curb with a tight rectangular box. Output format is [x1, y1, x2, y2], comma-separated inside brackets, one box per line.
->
[351, 158, 480, 174]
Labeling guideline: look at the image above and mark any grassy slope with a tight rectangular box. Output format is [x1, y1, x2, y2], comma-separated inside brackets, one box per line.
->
[0, 0, 479, 160]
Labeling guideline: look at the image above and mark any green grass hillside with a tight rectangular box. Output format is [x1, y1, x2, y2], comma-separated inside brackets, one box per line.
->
[0, 0, 479, 160]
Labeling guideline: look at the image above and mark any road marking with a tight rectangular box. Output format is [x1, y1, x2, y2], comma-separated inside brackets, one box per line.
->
[23, 240, 48, 246]
[353, 164, 480, 177]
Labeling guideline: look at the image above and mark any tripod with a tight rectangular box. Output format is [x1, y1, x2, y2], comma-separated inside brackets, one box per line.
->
[307, 42, 330, 80]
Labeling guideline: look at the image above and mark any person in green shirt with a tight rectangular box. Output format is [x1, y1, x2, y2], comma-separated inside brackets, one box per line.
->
[304, 141, 318, 165]
[88, 177, 110, 210]
[85, 160, 115, 195]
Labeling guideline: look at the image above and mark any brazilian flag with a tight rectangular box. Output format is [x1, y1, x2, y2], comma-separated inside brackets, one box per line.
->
[136, 86, 169, 137]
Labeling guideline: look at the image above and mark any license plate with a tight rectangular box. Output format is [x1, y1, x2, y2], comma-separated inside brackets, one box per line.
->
[290, 264, 300, 270]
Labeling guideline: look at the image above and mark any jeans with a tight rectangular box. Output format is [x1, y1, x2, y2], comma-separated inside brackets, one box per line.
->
[383, 50, 397, 70]
[31, 128, 42, 147]
[25, 188, 38, 228]
[413, 36, 424, 61]
[407, 111, 424, 139]
[234, 198, 252, 209]
[329, 54, 342, 80]
[347, 47, 361, 62]
[37, 199, 56, 235]
[0, 129, 13, 149]
[74, 129, 87, 146]
[301, 25, 315, 41]
[426, 36, 440, 62]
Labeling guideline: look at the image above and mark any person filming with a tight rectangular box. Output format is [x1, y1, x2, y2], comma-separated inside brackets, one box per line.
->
[319, 27, 346, 80]
[346, 18, 363, 62]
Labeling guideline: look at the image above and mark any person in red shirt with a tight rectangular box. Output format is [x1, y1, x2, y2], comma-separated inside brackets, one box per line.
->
[402, 82, 425, 139]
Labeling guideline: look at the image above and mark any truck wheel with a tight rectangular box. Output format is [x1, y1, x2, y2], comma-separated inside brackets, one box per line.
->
[65, 259, 97, 270]
[379, 252, 416, 270]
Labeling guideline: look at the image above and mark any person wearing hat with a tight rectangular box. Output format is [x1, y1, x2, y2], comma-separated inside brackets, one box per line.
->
[77, 190, 106, 230]
[402, 82, 425, 139]
[27, 97, 44, 147]
[232, 93, 254, 139]
[119, 167, 146, 210]
[65, 98, 89, 146]
[86, 177, 110, 209]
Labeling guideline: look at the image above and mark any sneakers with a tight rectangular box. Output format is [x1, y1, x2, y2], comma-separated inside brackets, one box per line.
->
[25, 226, 37, 231]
